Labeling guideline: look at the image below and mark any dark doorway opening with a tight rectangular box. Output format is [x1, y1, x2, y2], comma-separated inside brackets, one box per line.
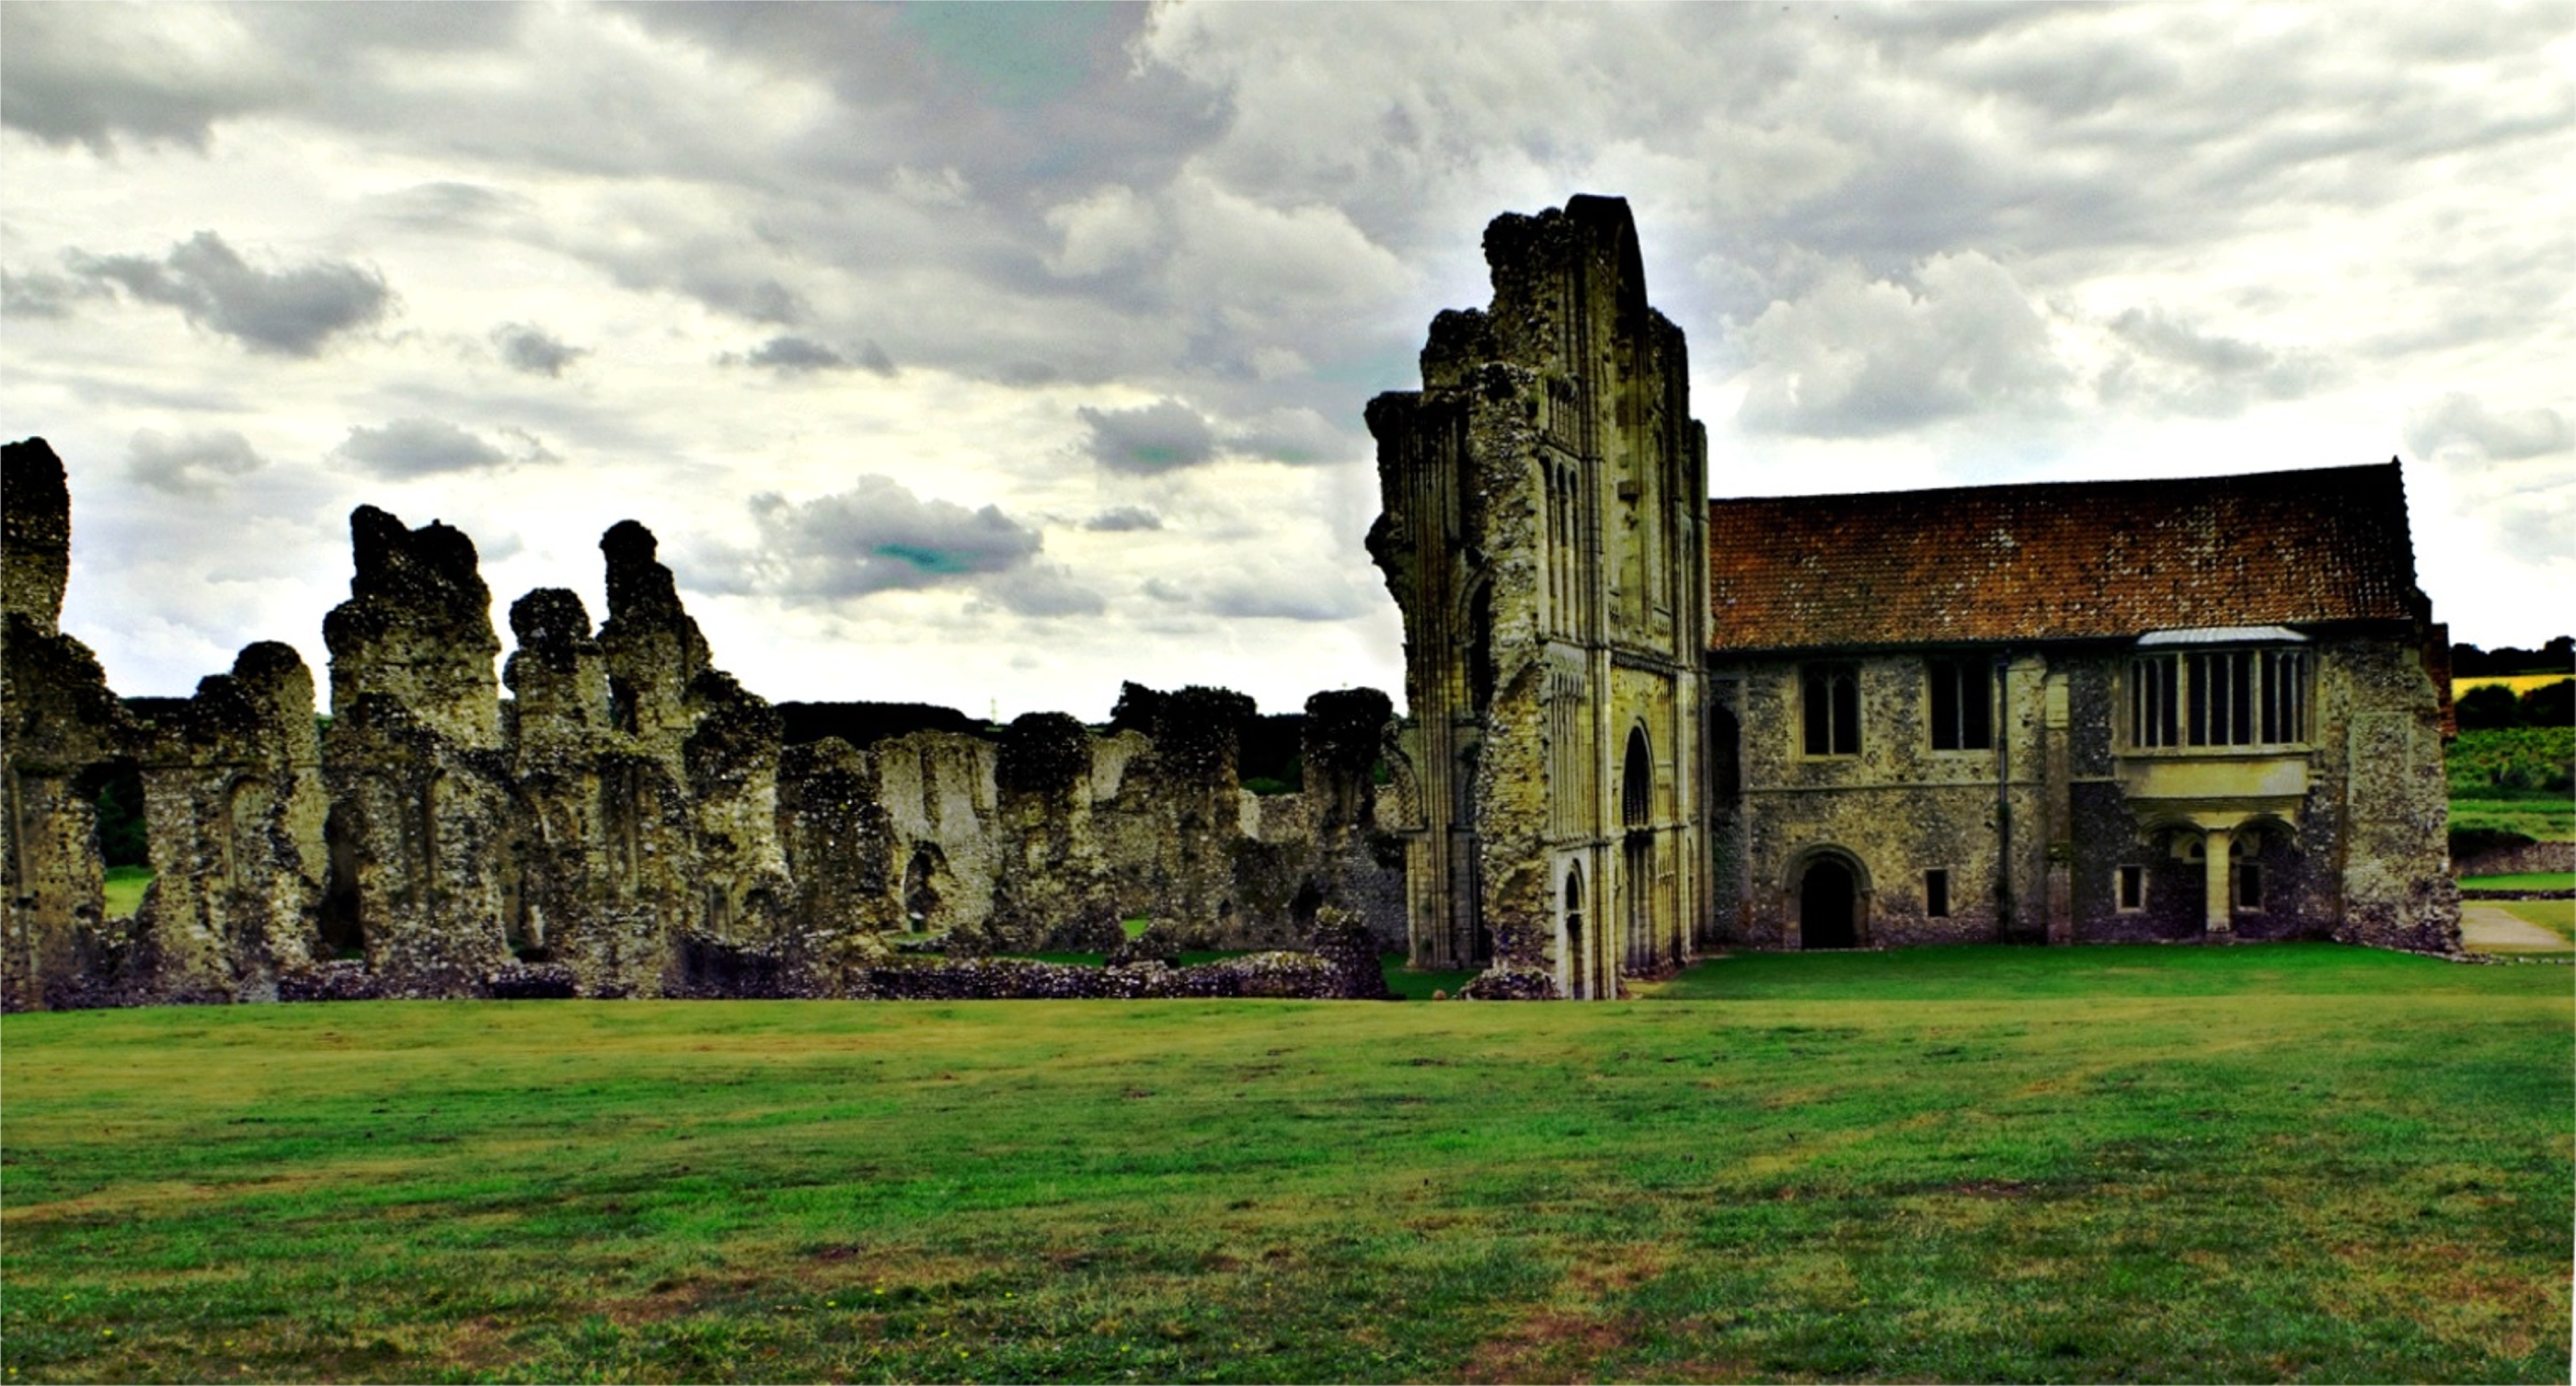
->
[903, 844, 944, 929]
[318, 801, 364, 958]
[1800, 859, 1857, 950]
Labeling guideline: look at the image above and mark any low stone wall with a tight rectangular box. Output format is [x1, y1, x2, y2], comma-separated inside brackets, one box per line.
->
[2456, 840, 2575, 878]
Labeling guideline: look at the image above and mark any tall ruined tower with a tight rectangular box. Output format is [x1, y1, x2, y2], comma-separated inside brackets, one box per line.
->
[1367, 196, 1711, 998]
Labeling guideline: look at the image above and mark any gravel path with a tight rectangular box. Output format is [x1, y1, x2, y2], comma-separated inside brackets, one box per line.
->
[2460, 902, 2570, 952]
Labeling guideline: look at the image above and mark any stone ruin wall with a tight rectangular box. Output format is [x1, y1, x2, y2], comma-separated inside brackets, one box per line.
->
[1, 437, 1404, 1010]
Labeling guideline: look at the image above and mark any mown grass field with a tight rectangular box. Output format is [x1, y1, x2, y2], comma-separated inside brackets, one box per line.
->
[100, 866, 152, 922]
[3, 945, 2569, 1384]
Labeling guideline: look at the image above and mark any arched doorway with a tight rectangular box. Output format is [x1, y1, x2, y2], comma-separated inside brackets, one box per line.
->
[1800, 859, 1857, 949]
[1622, 728, 1653, 972]
[903, 844, 945, 930]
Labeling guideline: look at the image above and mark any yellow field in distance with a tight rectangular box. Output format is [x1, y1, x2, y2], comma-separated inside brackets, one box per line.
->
[2454, 673, 2572, 695]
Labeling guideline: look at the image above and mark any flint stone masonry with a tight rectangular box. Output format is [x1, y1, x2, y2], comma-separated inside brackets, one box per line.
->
[2, 435, 1403, 1008]
[1370, 195, 1711, 999]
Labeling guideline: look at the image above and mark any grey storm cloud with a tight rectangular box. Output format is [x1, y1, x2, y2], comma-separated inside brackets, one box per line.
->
[742, 476, 1076, 607]
[1083, 506, 1164, 533]
[977, 565, 1109, 618]
[1079, 398, 1216, 473]
[1144, 567, 1375, 623]
[2097, 307, 2336, 418]
[493, 324, 587, 378]
[0, 3, 286, 153]
[2403, 394, 2573, 464]
[739, 336, 898, 376]
[126, 429, 266, 497]
[1229, 407, 1351, 465]
[1, 268, 107, 319]
[70, 232, 392, 357]
[332, 418, 523, 477]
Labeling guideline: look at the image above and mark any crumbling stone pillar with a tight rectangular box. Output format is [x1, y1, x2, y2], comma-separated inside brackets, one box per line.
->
[988, 711, 1116, 950]
[121, 644, 327, 1002]
[778, 738, 897, 937]
[1301, 686, 1403, 945]
[1146, 686, 1253, 942]
[683, 669, 794, 948]
[598, 521, 711, 767]
[3, 438, 131, 1011]
[502, 587, 659, 995]
[322, 507, 515, 997]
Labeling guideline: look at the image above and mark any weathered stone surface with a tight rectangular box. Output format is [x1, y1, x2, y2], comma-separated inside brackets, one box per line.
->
[1370, 196, 1710, 998]
[599, 521, 711, 766]
[987, 711, 1118, 949]
[4, 439, 132, 1010]
[325, 505, 502, 750]
[118, 643, 327, 1002]
[2, 437, 71, 637]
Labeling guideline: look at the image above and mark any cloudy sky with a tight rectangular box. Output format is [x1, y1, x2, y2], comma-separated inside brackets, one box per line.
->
[4, 2, 2569, 718]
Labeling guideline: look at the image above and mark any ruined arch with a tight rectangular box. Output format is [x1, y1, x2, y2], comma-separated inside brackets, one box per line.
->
[221, 773, 271, 895]
[1559, 860, 1587, 1000]
[903, 842, 948, 931]
[1621, 726, 1652, 829]
[317, 797, 364, 958]
[1464, 578, 1496, 715]
[1620, 726, 1657, 971]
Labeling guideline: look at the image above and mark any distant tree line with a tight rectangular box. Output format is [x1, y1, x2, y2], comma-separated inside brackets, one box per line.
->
[2449, 636, 2574, 732]
[2457, 681, 2573, 732]
[2449, 636, 2573, 677]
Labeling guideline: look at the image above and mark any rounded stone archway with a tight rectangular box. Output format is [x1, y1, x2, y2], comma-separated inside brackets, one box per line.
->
[1786, 847, 1870, 950]
[1799, 859, 1857, 949]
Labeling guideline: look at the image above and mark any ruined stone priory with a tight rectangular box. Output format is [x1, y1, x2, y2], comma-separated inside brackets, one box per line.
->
[4, 434, 1406, 1009]
[2, 194, 2460, 1010]
[1367, 195, 2458, 998]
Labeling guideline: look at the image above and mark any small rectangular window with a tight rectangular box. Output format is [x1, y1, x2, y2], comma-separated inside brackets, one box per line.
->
[2235, 862, 2263, 911]
[1927, 659, 1993, 750]
[1802, 664, 1860, 756]
[1925, 868, 1950, 919]
[2117, 865, 2145, 912]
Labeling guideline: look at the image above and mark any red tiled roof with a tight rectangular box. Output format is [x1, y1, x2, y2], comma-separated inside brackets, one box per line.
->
[1708, 461, 2422, 652]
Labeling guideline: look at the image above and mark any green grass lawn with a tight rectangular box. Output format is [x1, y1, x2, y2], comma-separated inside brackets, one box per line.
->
[2450, 796, 2575, 843]
[100, 865, 152, 920]
[2463, 872, 2576, 892]
[3, 945, 2567, 1384]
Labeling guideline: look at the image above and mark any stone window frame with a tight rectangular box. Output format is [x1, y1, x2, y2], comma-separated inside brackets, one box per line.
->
[2235, 860, 2265, 913]
[2115, 864, 2147, 913]
[1924, 657, 1995, 753]
[2125, 629, 2312, 752]
[1800, 662, 1861, 758]
[1924, 866, 1950, 919]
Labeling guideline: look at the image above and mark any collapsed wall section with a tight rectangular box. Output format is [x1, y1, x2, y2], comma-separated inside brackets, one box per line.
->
[2, 436, 1401, 1005]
